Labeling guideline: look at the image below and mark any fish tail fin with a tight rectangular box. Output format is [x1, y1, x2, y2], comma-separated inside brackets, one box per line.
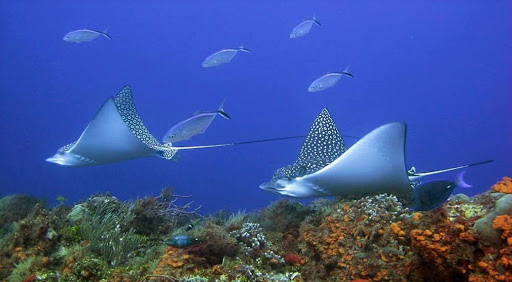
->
[238, 44, 251, 52]
[217, 97, 231, 119]
[312, 12, 321, 26]
[102, 27, 112, 40]
[455, 171, 472, 189]
[342, 64, 354, 78]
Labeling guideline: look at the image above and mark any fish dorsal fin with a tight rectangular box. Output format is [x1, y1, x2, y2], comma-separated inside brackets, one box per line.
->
[296, 108, 345, 166]
[113, 85, 177, 160]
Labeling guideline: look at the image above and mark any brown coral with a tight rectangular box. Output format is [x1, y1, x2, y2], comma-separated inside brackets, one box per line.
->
[153, 247, 207, 277]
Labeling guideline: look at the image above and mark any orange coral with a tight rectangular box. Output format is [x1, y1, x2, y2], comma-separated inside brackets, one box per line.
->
[493, 215, 512, 239]
[390, 222, 406, 239]
[390, 222, 401, 234]
[459, 231, 477, 243]
[373, 269, 389, 281]
[493, 177, 512, 193]
[410, 229, 451, 268]
[153, 247, 205, 277]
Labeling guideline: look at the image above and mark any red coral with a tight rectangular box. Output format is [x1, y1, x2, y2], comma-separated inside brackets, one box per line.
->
[22, 275, 37, 282]
[284, 252, 305, 265]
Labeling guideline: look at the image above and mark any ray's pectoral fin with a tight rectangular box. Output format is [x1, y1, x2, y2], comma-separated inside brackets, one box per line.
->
[304, 122, 413, 196]
[46, 85, 177, 166]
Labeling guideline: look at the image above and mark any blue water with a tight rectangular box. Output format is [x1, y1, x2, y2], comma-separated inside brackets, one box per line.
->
[0, 1, 510, 214]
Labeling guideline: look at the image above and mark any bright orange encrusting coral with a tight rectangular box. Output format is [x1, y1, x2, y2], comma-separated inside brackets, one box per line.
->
[471, 213, 512, 281]
[493, 177, 512, 193]
[153, 246, 203, 277]
[493, 215, 512, 240]
[410, 229, 450, 267]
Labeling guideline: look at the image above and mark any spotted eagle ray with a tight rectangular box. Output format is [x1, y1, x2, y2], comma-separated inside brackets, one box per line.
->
[46, 85, 303, 167]
[260, 108, 493, 200]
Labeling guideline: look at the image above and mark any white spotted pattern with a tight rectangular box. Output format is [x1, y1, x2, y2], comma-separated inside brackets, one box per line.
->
[113, 85, 178, 160]
[271, 108, 345, 180]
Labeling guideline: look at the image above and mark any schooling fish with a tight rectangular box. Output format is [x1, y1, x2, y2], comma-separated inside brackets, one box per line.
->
[408, 172, 472, 211]
[162, 98, 231, 144]
[290, 13, 321, 39]
[308, 65, 353, 93]
[202, 45, 251, 67]
[63, 28, 111, 43]
[166, 235, 201, 248]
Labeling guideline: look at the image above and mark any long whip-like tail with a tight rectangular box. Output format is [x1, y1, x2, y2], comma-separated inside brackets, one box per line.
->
[161, 134, 361, 150]
[408, 159, 493, 181]
[162, 135, 306, 150]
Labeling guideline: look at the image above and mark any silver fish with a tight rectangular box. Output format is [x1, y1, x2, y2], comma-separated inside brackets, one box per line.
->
[202, 45, 251, 67]
[163, 99, 231, 144]
[63, 28, 111, 43]
[290, 13, 321, 39]
[45, 86, 305, 167]
[308, 65, 353, 92]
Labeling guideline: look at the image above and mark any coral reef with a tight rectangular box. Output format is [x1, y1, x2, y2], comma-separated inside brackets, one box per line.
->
[0, 195, 41, 238]
[473, 194, 512, 246]
[300, 193, 416, 281]
[1, 176, 512, 281]
[493, 177, 512, 193]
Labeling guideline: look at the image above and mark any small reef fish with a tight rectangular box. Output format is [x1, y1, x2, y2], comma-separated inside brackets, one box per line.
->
[202, 45, 251, 67]
[408, 171, 472, 211]
[308, 65, 353, 92]
[166, 235, 201, 248]
[186, 219, 202, 232]
[63, 28, 111, 43]
[290, 13, 321, 38]
[163, 99, 231, 144]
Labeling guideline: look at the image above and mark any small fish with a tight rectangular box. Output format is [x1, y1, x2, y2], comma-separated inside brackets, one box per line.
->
[408, 171, 472, 211]
[308, 65, 353, 92]
[290, 13, 321, 39]
[63, 28, 111, 43]
[166, 235, 201, 248]
[202, 45, 251, 67]
[186, 218, 202, 232]
[163, 98, 231, 144]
